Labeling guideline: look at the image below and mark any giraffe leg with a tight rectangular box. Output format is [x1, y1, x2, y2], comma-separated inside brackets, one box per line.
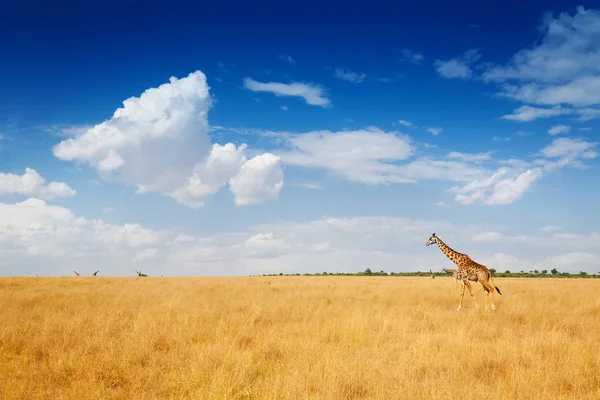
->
[464, 280, 478, 309]
[458, 281, 466, 312]
[483, 286, 490, 310]
[483, 282, 496, 310]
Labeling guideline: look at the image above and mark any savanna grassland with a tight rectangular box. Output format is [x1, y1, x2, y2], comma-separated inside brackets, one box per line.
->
[1, 276, 599, 399]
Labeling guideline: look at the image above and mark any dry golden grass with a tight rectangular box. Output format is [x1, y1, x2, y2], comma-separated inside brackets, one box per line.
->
[1, 276, 599, 399]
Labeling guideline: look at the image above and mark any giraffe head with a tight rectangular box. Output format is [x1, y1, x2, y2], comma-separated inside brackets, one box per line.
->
[425, 233, 439, 247]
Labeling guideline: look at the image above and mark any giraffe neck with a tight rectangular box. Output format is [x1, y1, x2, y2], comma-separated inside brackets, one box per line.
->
[436, 238, 464, 267]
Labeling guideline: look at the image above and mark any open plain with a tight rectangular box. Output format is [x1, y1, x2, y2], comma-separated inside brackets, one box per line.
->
[1, 276, 599, 399]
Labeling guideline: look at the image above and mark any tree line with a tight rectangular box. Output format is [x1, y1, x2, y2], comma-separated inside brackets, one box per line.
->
[255, 268, 599, 278]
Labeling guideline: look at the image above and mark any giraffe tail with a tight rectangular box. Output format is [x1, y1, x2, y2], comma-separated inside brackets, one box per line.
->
[490, 274, 502, 295]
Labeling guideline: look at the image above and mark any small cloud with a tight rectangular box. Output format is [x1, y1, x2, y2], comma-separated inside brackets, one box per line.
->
[294, 182, 323, 190]
[102, 207, 115, 214]
[446, 151, 492, 163]
[473, 231, 504, 241]
[243, 78, 331, 107]
[434, 48, 481, 80]
[427, 127, 443, 136]
[397, 120, 414, 127]
[548, 124, 571, 136]
[500, 105, 573, 122]
[540, 225, 560, 232]
[42, 124, 94, 138]
[515, 130, 531, 136]
[493, 135, 511, 142]
[435, 201, 448, 207]
[576, 108, 600, 121]
[217, 61, 228, 72]
[280, 105, 288, 111]
[579, 127, 592, 131]
[277, 54, 295, 64]
[333, 68, 366, 83]
[400, 49, 424, 65]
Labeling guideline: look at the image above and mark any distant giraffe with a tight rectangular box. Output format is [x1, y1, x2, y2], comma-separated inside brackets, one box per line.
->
[430, 269, 436, 279]
[426, 233, 502, 311]
[36, 274, 40, 277]
[135, 269, 148, 277]
[93, 270, 99, 276]
[73, 271, 80, 276]
[443, 268, 459, 287]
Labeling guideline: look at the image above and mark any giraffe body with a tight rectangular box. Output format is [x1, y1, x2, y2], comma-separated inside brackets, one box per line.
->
[426, 233, 502, 311]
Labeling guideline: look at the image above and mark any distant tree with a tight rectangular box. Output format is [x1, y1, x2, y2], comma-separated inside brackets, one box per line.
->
[505, 270, 511, 274]
[580, 271, 588, 277]
[364, 268, 372, 276]
[551, 268, 558, 275]
[541, 270, 548, 275]
[279, 273, 283, 276]
[323, 272, 328, 275]
[533, 269, 539, 274]
[490, 268, 496, 274]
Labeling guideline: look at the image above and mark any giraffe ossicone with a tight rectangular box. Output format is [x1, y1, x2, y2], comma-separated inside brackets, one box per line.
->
[426, 232, 502, 311]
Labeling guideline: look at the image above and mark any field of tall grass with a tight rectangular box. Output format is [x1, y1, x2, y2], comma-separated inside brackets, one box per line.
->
[1, 276, 599, 399]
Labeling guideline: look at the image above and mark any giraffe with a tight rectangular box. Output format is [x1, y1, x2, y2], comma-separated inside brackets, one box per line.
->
[443, 267, 459, 287]
[426, 233, 502, 311]
[135, 269, 148, 277]
[73, 271, 80, 276]
[93, 270, 99, 276]
[430, 269, 436, 279]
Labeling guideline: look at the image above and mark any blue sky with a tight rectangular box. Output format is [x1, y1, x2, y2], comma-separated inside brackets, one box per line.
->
[1, 0, 599, 276]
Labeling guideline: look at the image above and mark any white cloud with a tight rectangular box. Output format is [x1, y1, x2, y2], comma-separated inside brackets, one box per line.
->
[102, 207, 115, 214]
[293, 182, 323, 190]
[53, 70, 282, 208]
[576, 108, 600, 121]
[42, 124, 94, 138]
[400, 49, 423, 64]
[434, 49, 481, 80]
[0, 198, 158, 273]
[500, 105, 572, 122]
[447, 137, 596, 205]
[277, 128, 415, 184]
[243, 77, 330, 107]
[473, 231, 504, 241]
[548, 124, 571, 135]
[277, 54, 295, 64]
[540, 225, 560, 232]
[333, 68, 366, 83]
[427, 127, 443, 135]
[450, 167, 543, 205]
[229, 153, 284, 206]
[0, 168, 76, 200]
[538, 137, 598, 170]
[435, 201, 448, 208]
[484, 168, 543, 205]
[133, 248, 157, 262]
[397, 120, 414, 127]
[483, 7, 600, 107]
[446, 151, 492, 163]
[280, 105, 288, 111]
